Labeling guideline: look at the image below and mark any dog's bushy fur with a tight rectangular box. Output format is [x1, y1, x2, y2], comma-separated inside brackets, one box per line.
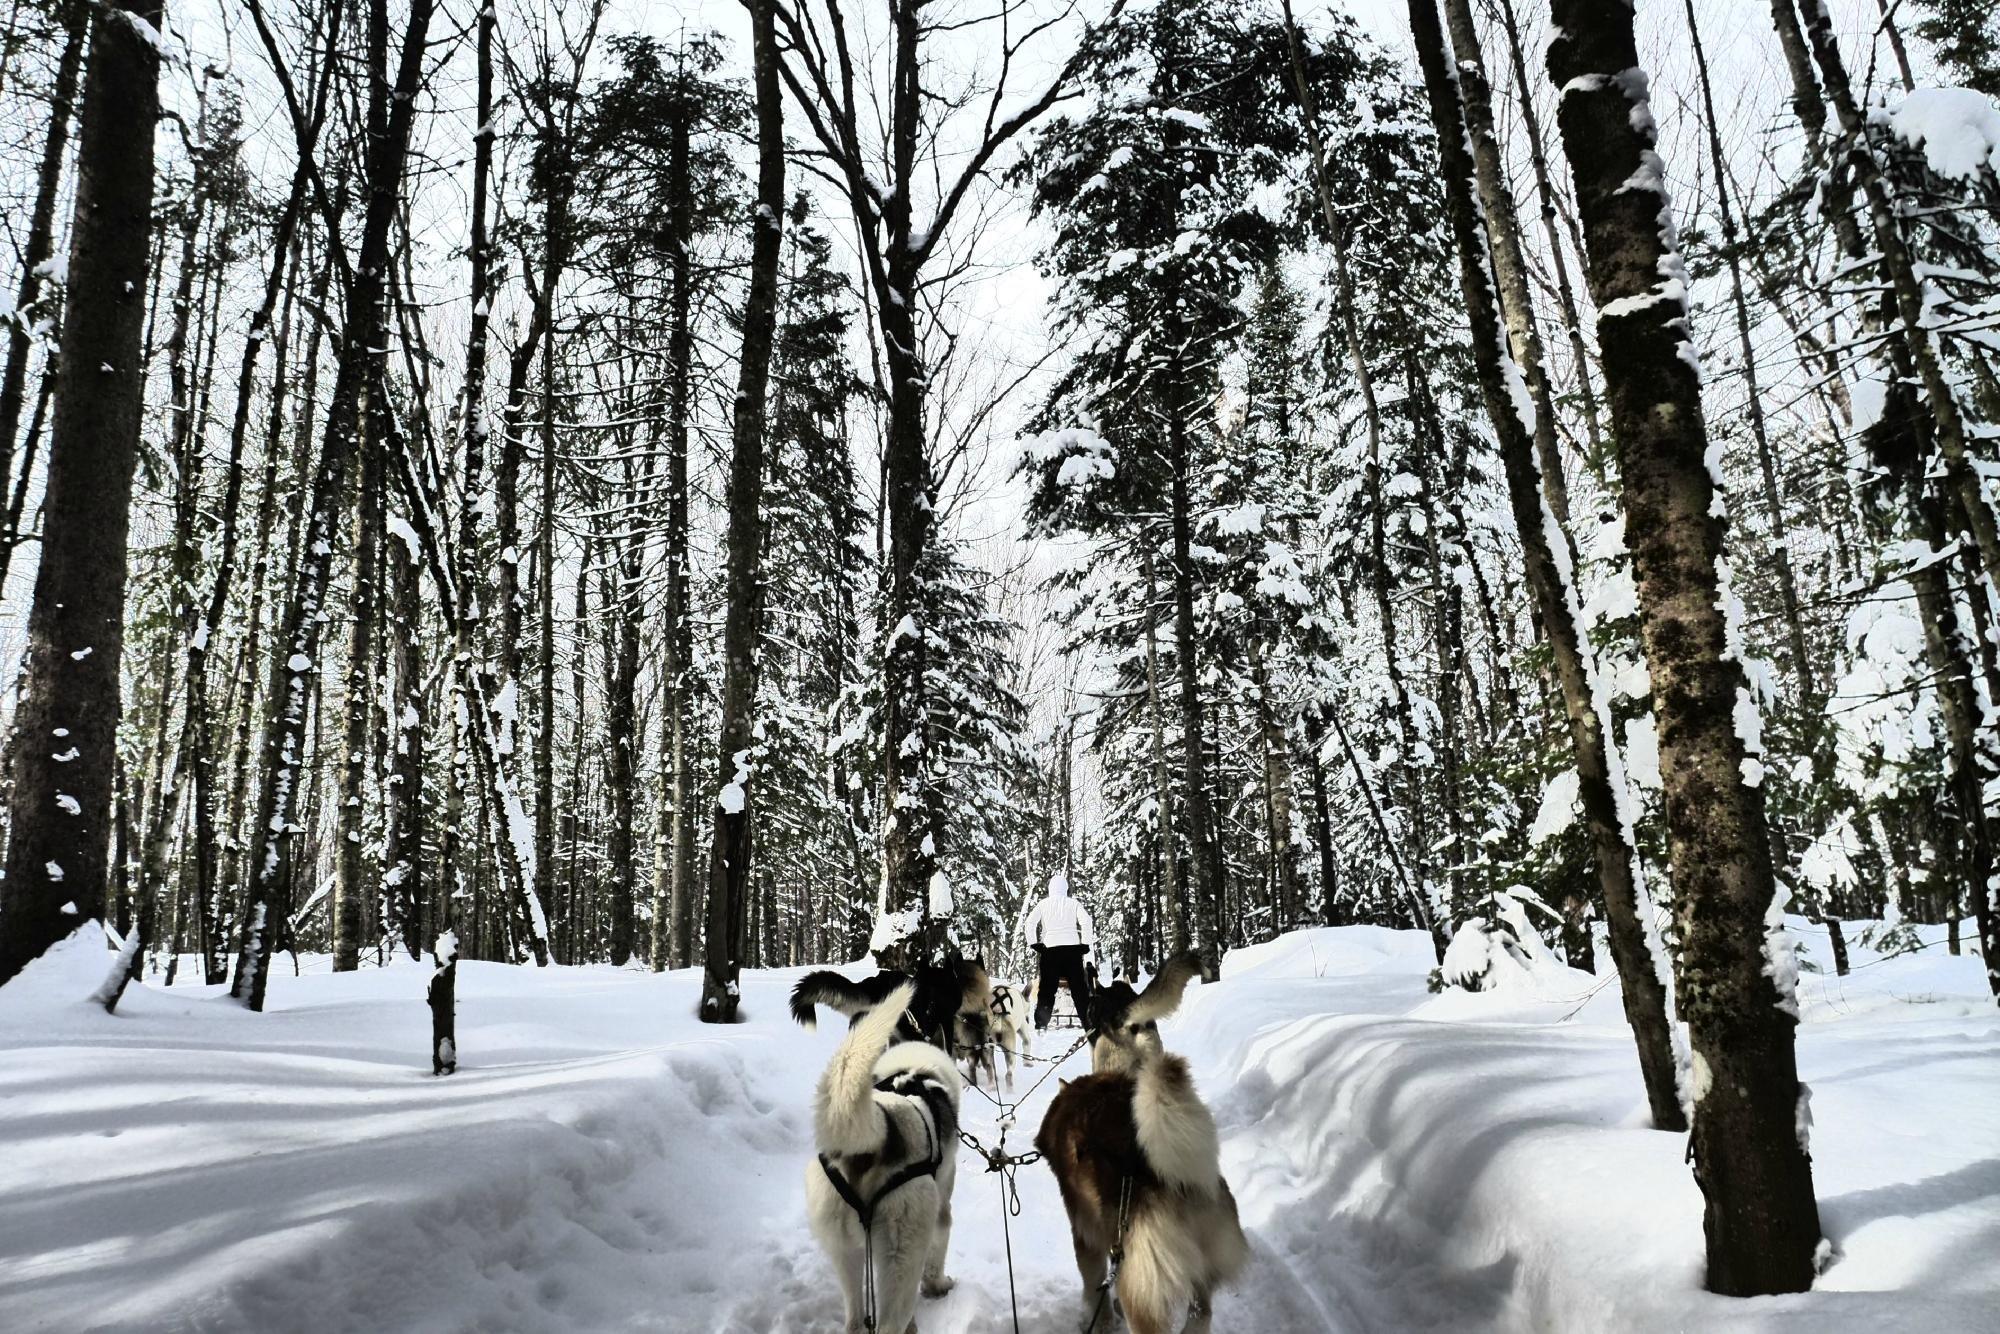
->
[1036, 954, 1246, 1333]
[804, 981, 963, 1333]
[791, 954, 991, 1051]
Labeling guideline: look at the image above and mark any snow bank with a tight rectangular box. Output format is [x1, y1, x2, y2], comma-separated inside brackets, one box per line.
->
[1183, 921, 1999, 1333]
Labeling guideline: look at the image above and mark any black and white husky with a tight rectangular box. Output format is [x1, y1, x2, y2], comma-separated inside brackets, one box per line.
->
[805, 981, 962, 1333]
[959, 980, 1035, 1092]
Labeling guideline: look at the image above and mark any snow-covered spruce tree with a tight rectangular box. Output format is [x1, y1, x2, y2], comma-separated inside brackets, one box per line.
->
[1546, 1, 1821, 1295]
[697, 0, 783, 1023]
[835, 536, 1039, 966]
[1211, 267, 1314, 935]
[1403, 0, 1683, 1130]
[1910, 0, 2000, 99]
[0, 0, 164, 990]
[1016, 0, 1323, 974]
[1276, 13, 1478, 946]
[1750, 0, 2000, 995]
[755, 197, 871, 964]
[772, 0, 1122, 968]
[570, 32, 748, 971]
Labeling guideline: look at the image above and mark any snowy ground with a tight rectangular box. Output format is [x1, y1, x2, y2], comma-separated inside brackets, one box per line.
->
[1, 921, 1994, 1333]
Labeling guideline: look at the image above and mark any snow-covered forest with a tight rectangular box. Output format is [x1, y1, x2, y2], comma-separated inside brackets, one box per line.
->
[0, 0, 1996, 1328]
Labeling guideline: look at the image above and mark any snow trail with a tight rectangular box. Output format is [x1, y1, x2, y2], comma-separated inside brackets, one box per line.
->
[1, 922, 1995, 1332]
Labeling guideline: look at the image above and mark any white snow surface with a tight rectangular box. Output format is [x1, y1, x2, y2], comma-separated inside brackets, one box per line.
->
[1886, 86, 2000, 181]
[1, 920, 1994, 1332]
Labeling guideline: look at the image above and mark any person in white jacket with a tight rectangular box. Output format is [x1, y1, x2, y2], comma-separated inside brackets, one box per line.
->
[1022, 873, 1096, 1030]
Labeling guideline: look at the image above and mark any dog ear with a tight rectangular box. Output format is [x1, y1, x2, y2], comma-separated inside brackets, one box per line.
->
[1124, 952, 1203, 1026]
[1087, 980, 1138, 1033]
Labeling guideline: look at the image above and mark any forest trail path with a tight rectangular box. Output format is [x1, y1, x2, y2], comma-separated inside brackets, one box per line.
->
[1, 922, 1994, 1332]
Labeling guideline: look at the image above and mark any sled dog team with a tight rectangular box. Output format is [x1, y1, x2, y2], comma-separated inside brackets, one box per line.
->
[790, 877, 1246, 1333]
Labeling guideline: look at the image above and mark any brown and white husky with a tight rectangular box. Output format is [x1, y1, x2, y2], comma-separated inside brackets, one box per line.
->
[1035, 955, 1247, 1333]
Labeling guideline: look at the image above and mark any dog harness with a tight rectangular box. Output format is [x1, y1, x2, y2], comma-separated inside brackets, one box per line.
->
[817, 1071, 952, 1332]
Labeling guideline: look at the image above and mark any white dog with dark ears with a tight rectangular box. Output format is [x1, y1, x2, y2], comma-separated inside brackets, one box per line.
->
[984, 980, 1035, 1091]
[804, 981, 962, 1333]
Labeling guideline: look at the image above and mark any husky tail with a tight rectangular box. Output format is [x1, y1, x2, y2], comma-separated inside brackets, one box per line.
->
[1133, 1052, 1224, 1196]
[1126, 1050, 1249, 1311]
[790, 970, 879, 1030]
[814, 981, 916, 1156]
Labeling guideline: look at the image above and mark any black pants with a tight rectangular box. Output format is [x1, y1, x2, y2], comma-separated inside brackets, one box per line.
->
[1034, 944, 1094, 1030]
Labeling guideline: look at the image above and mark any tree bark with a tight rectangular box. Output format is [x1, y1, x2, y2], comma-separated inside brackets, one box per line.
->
[1547, 1, 1822, 1293]
[1404, 0, 1685, 1131]
[236, 0, 437, 1009]
[605, 458, 644, 966]
[534, 178, 561, 965]
[700, 0, 784, 1021]
[0, 0, 163, 984]
[1141, 545, 1186, 952]
[0, 0, 85, 538]
[443, 0, 496, 951]
[1167, 392, 1223, 975]
[1438, 0, 1574, 529]
[330, 0, 393, 974]
[657, 83, 697, 971]
[1488, 0, 1606, 467]
[383, 485, 424, 960]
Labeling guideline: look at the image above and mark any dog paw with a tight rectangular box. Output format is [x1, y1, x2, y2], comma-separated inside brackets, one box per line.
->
[922, 1275, 955, 1298]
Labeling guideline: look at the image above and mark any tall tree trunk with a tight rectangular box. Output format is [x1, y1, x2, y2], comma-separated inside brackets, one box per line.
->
[657, 87, 696, 971]
[443, 0, 496, 950]
[1245, 635, 1298, 931]
[1404, 0, 1685, 1131]
[219, 228, 323, 962]
[1141, 545, 1187, 953]
[700, 0, 783, 1020]
[0, 0, 85, 541]
[1303, 705, 1339, 923]
[1547, 1, 1822, 1293]
[0, 0, 164, 987]
[1438, 0, 1574, 528]
[869, 0, 948, 970]
[605, 462, 644, 966]
[1488, 0, 1606, 468]
[1167, 393, 1223, 975]
[534, 197, 560, 967]
[383, 489, 423, 960]
[236, 0, 438, 1010]
[331, 0, 393, 974]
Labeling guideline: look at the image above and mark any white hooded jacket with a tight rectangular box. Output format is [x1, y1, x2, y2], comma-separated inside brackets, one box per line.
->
[1022, 874, 1095, 950]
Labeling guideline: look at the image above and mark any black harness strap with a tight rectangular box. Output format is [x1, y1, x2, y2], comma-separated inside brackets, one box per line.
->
[817, 1151, 940, 1228]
